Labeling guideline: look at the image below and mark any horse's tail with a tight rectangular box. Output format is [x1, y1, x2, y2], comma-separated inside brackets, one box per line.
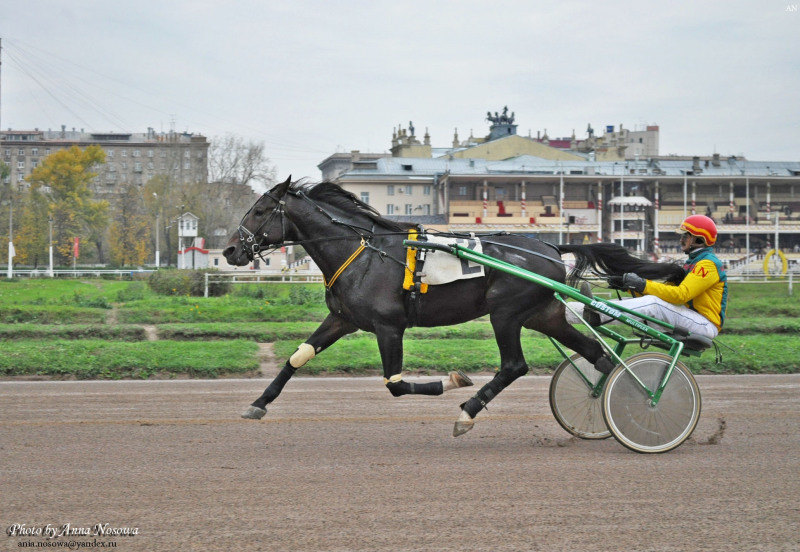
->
[558, 243, 685, 286]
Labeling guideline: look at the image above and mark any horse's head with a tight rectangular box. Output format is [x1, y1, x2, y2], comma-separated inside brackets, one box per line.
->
[223, 176, 292, 266]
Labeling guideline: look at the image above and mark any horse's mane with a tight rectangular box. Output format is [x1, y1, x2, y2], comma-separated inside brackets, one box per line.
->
[297, 181, 413, 232]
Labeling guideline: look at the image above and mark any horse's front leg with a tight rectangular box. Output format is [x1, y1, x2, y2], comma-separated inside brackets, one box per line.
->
[242, 314, 358, 419]
[375, 324, 473, 398]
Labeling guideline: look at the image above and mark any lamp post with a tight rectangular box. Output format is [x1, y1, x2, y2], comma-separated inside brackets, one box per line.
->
[48, 216, 54, 277]
[6, 187, 13, 279]
[153, 193, 160, 268]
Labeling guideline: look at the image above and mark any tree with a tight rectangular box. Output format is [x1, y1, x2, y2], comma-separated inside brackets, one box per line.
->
[26, 146, 109, 264]
[208, 134, 277, 193]
[108, 184, 150, 266]
[14, 188, 50, 267]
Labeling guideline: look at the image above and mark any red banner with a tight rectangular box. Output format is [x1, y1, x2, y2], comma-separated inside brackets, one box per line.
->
[73, 237, 80, 259]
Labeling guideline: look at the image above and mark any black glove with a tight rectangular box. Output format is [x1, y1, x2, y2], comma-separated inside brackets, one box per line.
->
[606, 275, 625, 290]
[622, 273, 647, 293]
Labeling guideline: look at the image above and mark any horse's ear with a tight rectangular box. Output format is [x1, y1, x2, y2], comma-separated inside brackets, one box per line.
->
[269, 175, 292, 197]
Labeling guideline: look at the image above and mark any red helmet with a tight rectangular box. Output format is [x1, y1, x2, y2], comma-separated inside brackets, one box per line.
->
[678, 215, 717, 246]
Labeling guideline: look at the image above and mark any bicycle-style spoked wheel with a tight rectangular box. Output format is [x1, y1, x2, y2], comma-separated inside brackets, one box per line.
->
[602, 352, 701, 454]
[549, 353, 611, 439]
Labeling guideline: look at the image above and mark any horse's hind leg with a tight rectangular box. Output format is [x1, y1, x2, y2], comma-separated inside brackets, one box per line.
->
[454, 312, 528, 436]
[527, 308, 614, 374]
[242, 314, 357, 419]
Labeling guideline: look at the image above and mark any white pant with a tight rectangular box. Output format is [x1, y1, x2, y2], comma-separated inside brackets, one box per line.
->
[566, 295, 719, 339]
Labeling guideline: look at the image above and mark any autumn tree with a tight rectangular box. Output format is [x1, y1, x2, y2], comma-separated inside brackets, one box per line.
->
[14, 188, 50, 267]
[26, 146, 109, 264]
[108, 184, 151, 266]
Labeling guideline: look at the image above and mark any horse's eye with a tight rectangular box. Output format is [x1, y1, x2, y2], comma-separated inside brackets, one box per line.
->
[254, 208, 265, 217]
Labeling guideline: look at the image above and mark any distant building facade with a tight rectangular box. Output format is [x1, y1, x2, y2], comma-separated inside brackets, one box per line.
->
[1, 126, 209, 199]
[322, 109, 800, 262]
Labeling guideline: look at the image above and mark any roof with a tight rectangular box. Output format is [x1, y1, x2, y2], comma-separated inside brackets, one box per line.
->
[341, 154, 800, 179]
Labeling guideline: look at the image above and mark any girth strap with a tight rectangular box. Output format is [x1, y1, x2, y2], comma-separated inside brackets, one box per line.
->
[324, 238, 366, 289]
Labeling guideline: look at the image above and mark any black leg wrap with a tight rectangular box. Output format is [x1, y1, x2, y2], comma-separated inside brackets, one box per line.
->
[461, 365, 528, 417]
[255, 361, 297, 406]
[386, 380, 444, 397]
[594, 355, 615, 375]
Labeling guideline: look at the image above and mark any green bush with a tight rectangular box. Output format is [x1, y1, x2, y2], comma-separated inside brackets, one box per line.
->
[147, 269, 231, 297]
[188, 269, 231, 297]
[66, 290, 112, 309]
[148, 269, 192, 295]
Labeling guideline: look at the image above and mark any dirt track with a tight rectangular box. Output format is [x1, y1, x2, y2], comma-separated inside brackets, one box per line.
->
[2, 374, 799, 551]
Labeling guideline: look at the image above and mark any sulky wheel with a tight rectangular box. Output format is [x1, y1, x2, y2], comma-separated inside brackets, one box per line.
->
[549, 353, 611, 440]
[602, 352, 701, 454]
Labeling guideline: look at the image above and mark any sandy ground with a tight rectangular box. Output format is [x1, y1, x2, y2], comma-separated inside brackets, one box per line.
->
[2, 374, 799, 552]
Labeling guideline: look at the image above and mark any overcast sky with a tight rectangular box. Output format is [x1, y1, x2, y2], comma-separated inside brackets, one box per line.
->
[1, 1, 798, 184]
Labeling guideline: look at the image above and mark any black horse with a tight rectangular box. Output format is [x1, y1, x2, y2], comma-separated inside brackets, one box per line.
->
[223, 177, 684, 436]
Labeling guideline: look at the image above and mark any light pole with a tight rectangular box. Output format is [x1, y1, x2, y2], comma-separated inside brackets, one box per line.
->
[48, 216, 54, 277]
[6, 187, 13, 279]
[153, 193, 160, 268]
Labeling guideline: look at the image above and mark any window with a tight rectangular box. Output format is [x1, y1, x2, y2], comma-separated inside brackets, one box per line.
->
[148, 150, 154, 158]
[360, 191, 369, 204]
[121, 162, 127, 170]
[147, 162, 154, 170]
[4, 149, 9, 157]
[108, 163, 116, 172]
[458, 186, 467, 196]
[17, 174, 24, 182]
[160, 150, 167, 158]
[183, 161, 190, 170]
[386, 204, 395, 215]
[214, 258, 219, 266]
[31, 148, 39, 156]
[134, 162, 142, 172]
[423, 204, 431, 215]
[32, 160, 39, 169]
[184, 150, 190, 159]
[133, 150, 141, 157]
[45, 148, 51, 155]
[108, 150, 114, 158]
[17, 160, 24, 169]
[387, 185, 394, 196]
[405, 204, 413, 215]
[18, 149, 24, 155]
[121, 150, 127, 157]
[423, 185, 431, 195]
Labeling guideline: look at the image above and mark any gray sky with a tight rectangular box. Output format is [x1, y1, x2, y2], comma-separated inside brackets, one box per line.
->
[1, 0, 798, 182]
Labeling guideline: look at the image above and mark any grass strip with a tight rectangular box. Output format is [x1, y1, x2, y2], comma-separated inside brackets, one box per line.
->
[0, 306, 108, 324]
[0, 339, 259, 379]
[0, 324, 146, 341]
[275, 334, 800, 375]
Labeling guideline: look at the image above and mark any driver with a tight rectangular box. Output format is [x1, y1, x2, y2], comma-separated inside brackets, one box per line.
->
[568, 215, 727, 339]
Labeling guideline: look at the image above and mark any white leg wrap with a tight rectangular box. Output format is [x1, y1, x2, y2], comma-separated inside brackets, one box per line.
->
[289, 343, 316, 368]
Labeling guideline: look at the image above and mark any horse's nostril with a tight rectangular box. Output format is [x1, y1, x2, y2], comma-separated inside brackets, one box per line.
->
[222, 246, 235, 259]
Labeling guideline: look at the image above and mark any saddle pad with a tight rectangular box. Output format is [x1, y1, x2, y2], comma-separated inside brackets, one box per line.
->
[420, 235, 485, 285]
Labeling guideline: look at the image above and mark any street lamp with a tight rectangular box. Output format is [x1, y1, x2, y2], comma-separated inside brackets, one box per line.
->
[48, 216, 54, 277]
[153, 193, 160, 268]
[6, 187, 14, 279]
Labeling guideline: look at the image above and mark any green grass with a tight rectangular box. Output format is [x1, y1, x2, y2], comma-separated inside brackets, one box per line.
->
[0, 279, 798, 378]
[0, 339, 258, 379]
[0, 324, 146, 341]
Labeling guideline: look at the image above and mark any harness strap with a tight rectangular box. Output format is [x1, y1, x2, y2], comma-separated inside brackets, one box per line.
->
[324, 238, 366, 289]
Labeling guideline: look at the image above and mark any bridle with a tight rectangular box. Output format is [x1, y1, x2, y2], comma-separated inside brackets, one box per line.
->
[235, 190, 289, 260]
[235, 188, 379, 263]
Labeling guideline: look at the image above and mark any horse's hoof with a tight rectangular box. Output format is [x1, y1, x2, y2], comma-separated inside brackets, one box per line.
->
[241, 405, 267, 419]
[453, 411, 474, 437]
[449, 371, 474, 389]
